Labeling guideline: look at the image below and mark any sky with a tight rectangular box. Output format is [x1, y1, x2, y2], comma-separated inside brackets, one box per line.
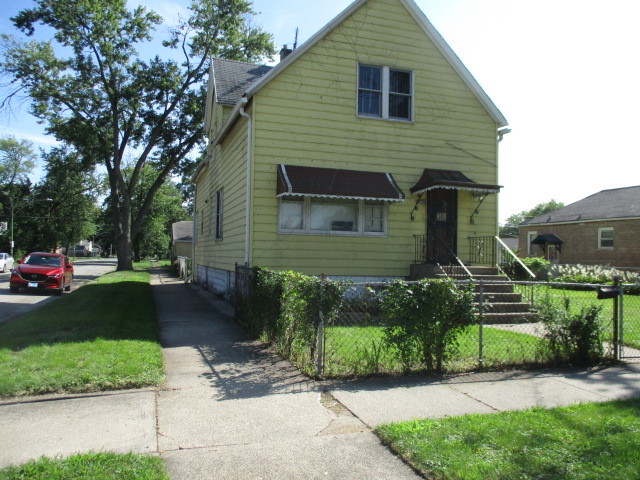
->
[1, 0, 639, 224]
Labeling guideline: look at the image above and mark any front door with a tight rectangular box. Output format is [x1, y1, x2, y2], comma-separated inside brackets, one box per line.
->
[426, 188, 458, 264]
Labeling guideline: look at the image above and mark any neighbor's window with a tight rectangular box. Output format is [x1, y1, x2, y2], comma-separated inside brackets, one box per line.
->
[358, 65, 412, 121]
[215, 190, 223, 240]
[278, 197, 387, 236]
[598, 227, 613, 249]
[527, 231, 537, 256]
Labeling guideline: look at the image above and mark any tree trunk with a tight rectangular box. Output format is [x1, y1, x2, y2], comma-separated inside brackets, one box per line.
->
[116, 232, 133, 270]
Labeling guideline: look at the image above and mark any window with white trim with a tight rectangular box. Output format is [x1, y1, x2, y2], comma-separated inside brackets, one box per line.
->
[598, 227, 613, 249]
[215, 189, 223, 240]
[278, 197, 387, 236]
[358, 65, 412, 121]
[527, 231, 537, 256]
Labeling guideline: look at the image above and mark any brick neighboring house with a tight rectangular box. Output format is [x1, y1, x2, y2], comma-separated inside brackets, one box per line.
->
[518, 186, 640, 267]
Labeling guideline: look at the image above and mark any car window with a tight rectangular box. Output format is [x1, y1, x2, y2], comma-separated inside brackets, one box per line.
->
[25, 255, 62, 267]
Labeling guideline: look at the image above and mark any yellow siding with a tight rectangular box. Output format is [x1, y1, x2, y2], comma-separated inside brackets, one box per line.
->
[250, 0, 500, 276]
[194, 110, 249, 273]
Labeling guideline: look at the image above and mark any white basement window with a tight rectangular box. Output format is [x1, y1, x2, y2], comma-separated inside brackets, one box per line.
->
[279, 197, 387, 236]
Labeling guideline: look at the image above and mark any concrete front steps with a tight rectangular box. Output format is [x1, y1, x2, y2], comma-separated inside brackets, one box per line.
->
[428, 265, 538, 324]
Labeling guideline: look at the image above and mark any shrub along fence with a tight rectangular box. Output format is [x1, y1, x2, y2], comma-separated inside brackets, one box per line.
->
[234, 266, 640, 378]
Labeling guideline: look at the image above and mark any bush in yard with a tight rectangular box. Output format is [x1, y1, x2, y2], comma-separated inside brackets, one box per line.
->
[242, 268, 347, 373]
[378, 279, 476, 372]
[503, 256, 549, 280]
[536, 295, 605, 365]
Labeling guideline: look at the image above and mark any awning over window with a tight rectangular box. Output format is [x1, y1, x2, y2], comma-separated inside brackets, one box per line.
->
[531, 234, 563, 245]
[276, 164, 405, 201]
[410, 168, 502, 195]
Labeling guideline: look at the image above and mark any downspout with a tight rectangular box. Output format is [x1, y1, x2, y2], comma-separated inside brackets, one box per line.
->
[239, 97, 252, 266]
[192, 183, 197, 283]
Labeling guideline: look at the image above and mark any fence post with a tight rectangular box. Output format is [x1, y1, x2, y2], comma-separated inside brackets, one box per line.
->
[478, 279, 484, 367]
[316, 273, 326, 378]
[613, 276, 621, 360]
[619, 283, 624, 360]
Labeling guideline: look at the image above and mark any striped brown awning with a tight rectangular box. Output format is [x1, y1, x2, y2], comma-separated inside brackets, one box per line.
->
[410, 168, 502, 195]
[276, 164, 404, 201]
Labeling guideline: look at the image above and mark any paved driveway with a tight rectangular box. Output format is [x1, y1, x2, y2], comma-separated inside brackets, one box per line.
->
[0, 257, 117, 325]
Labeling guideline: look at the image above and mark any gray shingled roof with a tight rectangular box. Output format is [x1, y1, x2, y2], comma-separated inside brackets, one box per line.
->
[172, 221, 193, 242]
[211, 58, 273, 105]
[521, 186, 640, 225]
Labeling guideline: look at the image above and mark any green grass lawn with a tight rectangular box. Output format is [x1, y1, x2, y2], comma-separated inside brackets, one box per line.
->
[324, 324, 546, 376]
[377, 398, 640, 480]
[133, 258, 171, 270]
[0, 270, 164, 397]
[534, 286, 640, 349]
[0, 452, 169, 480]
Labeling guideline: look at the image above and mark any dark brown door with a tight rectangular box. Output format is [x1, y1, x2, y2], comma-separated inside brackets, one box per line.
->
[426, 189, 458, 264]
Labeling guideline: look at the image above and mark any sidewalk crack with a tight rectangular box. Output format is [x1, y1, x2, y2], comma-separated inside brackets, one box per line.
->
[447, 384, 501, 412]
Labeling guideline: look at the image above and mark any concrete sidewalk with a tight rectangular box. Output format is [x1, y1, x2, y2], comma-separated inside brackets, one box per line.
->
[2, 269, 640, 478]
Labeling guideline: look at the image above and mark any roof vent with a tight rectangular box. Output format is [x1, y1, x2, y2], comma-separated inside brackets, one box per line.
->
[279, 44, 293, 62]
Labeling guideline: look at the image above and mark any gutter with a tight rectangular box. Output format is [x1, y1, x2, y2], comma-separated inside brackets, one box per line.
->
[238, 97, 252, 266]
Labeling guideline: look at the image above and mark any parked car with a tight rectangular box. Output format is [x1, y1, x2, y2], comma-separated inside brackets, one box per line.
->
[9, 252, 74, 295]
[0, 253, 14, 273]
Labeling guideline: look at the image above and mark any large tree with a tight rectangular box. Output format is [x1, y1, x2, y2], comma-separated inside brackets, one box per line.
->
[500, 199, 565, 238]
[1, 0, 274, 269]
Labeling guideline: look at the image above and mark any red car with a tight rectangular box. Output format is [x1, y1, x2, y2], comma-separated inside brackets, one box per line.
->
[9, 252, 74, 295]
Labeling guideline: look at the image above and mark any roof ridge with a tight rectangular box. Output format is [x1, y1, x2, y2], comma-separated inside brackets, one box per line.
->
[212, 57, 271, 68]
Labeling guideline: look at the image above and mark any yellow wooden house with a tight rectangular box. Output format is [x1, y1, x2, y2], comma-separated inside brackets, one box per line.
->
[193, 0, 509, 294]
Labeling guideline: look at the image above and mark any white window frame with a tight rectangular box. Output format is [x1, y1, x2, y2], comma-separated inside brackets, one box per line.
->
[215, 189, 223, 240]
[598, 227, 613, 249]
[357, 64, 413, 122]
[527, 231, 537, 256]
[278, 197, 388, 237]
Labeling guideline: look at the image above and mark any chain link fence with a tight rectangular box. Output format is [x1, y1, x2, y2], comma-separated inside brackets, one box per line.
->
[234, 266, 640, 378]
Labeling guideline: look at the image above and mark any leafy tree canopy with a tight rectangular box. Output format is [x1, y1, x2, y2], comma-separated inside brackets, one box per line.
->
[500, 199, 565, 238]
[0, 135, 36, 187]
[1, 0, 275, 269]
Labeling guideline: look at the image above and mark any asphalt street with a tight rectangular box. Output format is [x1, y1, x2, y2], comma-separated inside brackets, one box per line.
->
[0, 257, 117, 325]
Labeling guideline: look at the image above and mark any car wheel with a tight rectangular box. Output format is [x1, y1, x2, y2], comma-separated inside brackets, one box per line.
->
[9, 286, 18, 293]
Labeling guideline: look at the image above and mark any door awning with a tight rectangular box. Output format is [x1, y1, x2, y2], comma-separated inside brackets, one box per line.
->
[410, 168, 502, 195]
[276, 164, 405, 201]
[531, 234, 563, 245]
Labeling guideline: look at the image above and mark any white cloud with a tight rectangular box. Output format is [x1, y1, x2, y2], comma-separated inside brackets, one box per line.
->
[0, 126, 60, 148]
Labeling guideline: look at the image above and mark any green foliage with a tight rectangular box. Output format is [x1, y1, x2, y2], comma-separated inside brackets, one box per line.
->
[378, 279, 476, 372]
[536, 295, 605, 364]
[502, 256, 549, 280]
[239, 268, 346, 373]
[30, 147, 102, 253]
[500, 199, 564, 237]
[0, 135, 36, 186]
